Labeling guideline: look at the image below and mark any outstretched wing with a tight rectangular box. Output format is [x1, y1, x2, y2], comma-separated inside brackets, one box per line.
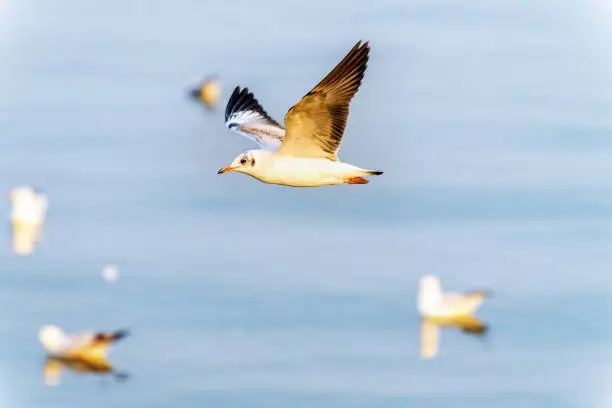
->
[277, 41, 369, 160]
[224, 86, 286, 150]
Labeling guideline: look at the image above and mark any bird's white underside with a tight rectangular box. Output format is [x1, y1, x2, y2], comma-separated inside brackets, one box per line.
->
[225, 108, 285, 150]
[232, 152, 374, 187]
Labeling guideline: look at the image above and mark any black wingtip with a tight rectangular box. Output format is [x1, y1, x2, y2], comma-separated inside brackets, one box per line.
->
[111, 329, 130, 341]
[355, 40, 370, 50]
[224, 86, 282, 128]
[225, 86, 244, 121]
[189, 88, 201, 99]
[368, 171, 384, 176]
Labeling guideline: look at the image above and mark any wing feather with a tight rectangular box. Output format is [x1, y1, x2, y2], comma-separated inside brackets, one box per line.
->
[277, 41, 370, 160]
[224, 86, 285, 150]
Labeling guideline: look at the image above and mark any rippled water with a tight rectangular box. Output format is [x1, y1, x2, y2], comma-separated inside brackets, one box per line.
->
[1, 1, 611, 407]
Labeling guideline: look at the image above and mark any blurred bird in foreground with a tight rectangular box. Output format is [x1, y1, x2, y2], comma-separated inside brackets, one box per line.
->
[189, 75, 221, 110]
[39, 325, 129, 385]
[417, 275, 492, 359]
[8, 186, 47, 255]
[218, 40, 383, 187]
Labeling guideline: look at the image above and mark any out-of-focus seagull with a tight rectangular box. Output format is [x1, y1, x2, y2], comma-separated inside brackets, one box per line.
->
[218, 41, 383, 187]
[38, 325, 129, 362]
[190, 74, 221, 110]
[9, 186, 47, 227]
[418, 275, 491, 319]
[417, 275, 492, 359]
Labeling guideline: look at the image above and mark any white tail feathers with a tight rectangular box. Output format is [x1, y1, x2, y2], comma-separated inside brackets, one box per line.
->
[418, 275, 443, 315]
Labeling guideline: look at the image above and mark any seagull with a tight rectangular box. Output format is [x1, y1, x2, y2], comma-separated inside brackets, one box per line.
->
[417, 275, 491, 319]
[218, 41, 383, 187]
[9, 186, 47, 227]
[190, 74, 221, 110]
[38, 325, 129, 362]
[417, 275, 491, 359]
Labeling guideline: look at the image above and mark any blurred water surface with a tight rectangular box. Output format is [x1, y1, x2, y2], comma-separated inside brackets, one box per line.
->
[1, 0, 611, 407]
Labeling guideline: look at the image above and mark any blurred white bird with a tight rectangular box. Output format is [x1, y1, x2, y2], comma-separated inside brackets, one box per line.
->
[9, 186, 47, 226]
[417, 275, 491, 359]
[38, 325, 129, 362]
[417, 275, 491, 319]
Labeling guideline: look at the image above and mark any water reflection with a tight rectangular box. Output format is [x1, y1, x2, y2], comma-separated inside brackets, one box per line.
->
[42, 356, 129, 386]
[420, 315, 489, 360]
[10, 222, 44, 255]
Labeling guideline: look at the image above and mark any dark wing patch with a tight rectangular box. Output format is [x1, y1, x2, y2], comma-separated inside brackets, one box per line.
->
[224, 86, 286, 149]
[225, 87, 283, 128]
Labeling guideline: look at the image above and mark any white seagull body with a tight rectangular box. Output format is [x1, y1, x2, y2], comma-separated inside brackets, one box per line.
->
[417, 275, 491, 319]
[9, 186, 47, 226]
[218, 41, 383, 187]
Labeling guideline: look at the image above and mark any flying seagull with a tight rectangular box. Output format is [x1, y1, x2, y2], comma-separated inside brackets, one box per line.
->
[218, 41, 383, 187]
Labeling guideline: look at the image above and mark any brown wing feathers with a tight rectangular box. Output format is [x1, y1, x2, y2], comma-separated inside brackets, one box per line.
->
[280, 41, 370, 159]
[303, 41, 369, 154]
[309, 41, 370, 104]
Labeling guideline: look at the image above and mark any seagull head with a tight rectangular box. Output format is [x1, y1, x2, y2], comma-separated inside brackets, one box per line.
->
[417, 275, 443, 315]
[39, 325, 67, 352]
[218, 150, 269, 176]
[9, 186, 36, 204]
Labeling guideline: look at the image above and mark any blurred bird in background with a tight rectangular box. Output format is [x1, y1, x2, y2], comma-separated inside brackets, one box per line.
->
[417, 275, 492, 359]
[189, 74, 221, 111]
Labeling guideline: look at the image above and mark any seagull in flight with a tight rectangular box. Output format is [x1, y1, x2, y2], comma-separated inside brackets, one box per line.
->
[218, 41, 383, 187]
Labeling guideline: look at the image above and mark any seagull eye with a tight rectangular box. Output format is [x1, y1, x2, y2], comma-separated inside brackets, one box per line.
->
[240, 157, 247, 165]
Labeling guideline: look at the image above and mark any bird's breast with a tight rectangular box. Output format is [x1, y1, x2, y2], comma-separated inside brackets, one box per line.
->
[258, 157, 344, 187]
